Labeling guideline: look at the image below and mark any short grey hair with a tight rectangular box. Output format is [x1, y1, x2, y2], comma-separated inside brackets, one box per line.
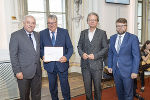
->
[87, 12, 99, 22]
[23, 15, 36, 22]
[48, 14, 57, 21]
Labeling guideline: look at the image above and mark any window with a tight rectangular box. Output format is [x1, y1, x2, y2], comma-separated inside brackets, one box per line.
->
[26, 0, 66, 32]
[137, 0, 142, 43]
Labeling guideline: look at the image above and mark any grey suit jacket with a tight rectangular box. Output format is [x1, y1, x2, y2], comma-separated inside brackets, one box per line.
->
[77, 28, 108, 70]
[9, 28, 41, 79]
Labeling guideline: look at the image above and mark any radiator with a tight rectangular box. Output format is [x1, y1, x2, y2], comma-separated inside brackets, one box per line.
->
[0, 61, 19, 100]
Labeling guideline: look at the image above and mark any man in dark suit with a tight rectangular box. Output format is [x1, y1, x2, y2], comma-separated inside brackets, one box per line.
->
[40, 14, 73, 100]
[108, 18, 140, 100]
[77, 12, 108, 100]
[9, 15, 41, 100]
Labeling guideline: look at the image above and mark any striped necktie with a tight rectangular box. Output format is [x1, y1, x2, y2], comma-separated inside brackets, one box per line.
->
[117, 36, 122, 53]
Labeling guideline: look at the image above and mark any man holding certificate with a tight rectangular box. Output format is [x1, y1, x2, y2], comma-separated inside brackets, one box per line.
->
[40, 14, 73, 100]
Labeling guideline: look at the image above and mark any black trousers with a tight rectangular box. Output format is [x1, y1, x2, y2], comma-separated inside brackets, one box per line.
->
[133, 79, 137, 96]
[17, 72, 41, 100]
[140, 72, 145, 87]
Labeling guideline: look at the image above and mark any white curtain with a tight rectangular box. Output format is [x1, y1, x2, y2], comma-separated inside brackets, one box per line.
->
[67, 0, 89, 64]
[142, 0, 149, 43]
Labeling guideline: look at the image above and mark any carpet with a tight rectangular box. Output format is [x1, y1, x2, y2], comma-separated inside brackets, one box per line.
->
[72, 77, 150, 100]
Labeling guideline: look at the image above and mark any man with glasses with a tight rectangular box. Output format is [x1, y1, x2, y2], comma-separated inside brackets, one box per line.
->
[77, 12, 108, 100]
[108, 18, 140, 100]
[9, 15, 41, 100]
[40, 14, 73, 100]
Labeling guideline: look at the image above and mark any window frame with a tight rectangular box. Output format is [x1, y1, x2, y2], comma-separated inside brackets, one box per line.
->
[137, 0, 143, 44]
[24, 0, 67, 31]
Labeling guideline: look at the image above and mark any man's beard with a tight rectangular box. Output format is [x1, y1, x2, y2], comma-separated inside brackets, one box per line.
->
[117, 31, 126, 35]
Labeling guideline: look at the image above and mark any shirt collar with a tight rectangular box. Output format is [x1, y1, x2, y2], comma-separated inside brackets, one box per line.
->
[88, 28, 96, 33]
[49, 29, 57, 34]
[24, 30, 33, 35]
[117, 32, 126, 38]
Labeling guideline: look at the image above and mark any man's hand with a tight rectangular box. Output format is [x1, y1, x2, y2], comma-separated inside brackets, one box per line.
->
[59, 56, 67, 63]
[43, 56, 51, 63]
[108, 68, 113, 73]
[16, 72, 23, 79]
[131, 73, 138, 79]
[82, 53, 88, 60]
[88, 54, 94, 60]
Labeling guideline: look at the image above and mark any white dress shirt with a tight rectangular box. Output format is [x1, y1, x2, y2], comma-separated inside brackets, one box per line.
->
[25, 31, 36, 51]
[88, 29, 96, 42]
[49, 29, 57, 40]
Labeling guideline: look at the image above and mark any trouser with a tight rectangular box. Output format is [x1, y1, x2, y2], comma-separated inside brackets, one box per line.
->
[17, 72, 41, 100]
[82, 68, 102, 100]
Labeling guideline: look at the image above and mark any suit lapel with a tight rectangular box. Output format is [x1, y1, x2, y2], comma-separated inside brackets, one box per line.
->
[85, 29, 97, 44]
[91, 28, 98, 44]
[21, 29, 36, 54]
[46, 29, 53, 46]
[33, 32, 38, 52]
[33, 32, 40, 53]
[112, 34, 117, 53]
[84, 30, 90, 44]
[120, 32, 129, 50]
[55, 28, 61, 46]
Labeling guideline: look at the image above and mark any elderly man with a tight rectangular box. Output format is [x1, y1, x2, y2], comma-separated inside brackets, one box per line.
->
[9, 15, 41, 100]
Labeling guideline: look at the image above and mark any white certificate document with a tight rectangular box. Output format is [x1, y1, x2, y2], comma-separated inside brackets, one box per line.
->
[44, 47, 63, 61]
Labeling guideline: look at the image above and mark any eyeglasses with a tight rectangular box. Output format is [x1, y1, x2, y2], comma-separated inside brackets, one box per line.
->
[47, 22, 57, 25]
[116, 25, 127, 28]
[88, 19, 97, 22]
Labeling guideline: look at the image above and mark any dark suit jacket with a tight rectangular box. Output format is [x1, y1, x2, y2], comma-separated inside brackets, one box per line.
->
[77, 28, 108, 70]
[9, 28, 41, 79]
[40, 27, 73, 72]
[108, 32, 140, 77]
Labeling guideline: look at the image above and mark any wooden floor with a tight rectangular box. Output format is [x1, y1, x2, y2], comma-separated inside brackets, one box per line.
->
[41, 72, 115, 100]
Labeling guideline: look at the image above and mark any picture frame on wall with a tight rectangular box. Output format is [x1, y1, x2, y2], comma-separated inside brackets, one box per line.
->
[105, 0, 130, 5]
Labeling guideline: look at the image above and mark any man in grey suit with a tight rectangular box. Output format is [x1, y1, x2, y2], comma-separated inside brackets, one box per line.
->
[77, 12, 108, 100]
[9, 15, 41, 100]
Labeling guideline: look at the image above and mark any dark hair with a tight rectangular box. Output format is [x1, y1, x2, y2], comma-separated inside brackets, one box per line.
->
[87, 12, 99, 22]
[116, 18, 127, 24]
[141, 40, 150, 52]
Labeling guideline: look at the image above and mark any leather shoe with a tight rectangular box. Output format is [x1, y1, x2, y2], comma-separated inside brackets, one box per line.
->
[134, 93, 144, 100]
[141, 87, 144, 92]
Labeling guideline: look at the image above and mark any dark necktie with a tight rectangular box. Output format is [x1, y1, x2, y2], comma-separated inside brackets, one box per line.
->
[52, 32, 55, 46]
[117, 36, 122, 53]
[29, 34, 33, 44]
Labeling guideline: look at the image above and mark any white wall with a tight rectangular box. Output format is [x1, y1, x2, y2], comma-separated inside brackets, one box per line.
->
[0, 0, 20, 60]
[91, 0, 138, 38]
[0, 0, 8, 49]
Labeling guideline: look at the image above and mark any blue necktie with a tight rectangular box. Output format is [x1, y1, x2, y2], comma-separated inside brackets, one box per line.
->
[117, 36, 122, 53]
[52, 32, 55, 46]
[28, 34, 33, 44]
